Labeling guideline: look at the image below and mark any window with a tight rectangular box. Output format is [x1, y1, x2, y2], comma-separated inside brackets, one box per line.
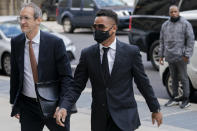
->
[180, 0, 197, 12]
[59, 0, 68, 7]
[0, 22, 22, 38]
[72, 0, 81, 8]
[95, 0, 126, 7]
[134, 0, 180, 15]
[52, 0, 59, 4]
[84, 0, 93, 8]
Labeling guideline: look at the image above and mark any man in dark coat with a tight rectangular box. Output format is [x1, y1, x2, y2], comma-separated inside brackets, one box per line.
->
[56, 9, 163, 131]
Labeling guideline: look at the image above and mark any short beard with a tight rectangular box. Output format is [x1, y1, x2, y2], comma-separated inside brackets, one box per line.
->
[170, 16, 180, 23]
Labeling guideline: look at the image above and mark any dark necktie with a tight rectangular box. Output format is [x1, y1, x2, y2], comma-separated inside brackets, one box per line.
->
[29, 41, 38, 83]
[102, 47, 110, 82]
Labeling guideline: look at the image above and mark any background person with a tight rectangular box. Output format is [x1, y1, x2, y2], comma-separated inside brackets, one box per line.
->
[159, 5, 195, 108]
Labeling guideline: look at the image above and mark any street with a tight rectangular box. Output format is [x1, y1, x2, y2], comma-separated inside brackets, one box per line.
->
[1, 21, 197, 131]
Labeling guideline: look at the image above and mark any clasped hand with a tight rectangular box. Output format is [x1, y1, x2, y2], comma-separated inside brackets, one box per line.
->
[53, 107, 67, 127]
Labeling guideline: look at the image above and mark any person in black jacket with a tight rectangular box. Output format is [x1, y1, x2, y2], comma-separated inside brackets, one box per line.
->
[56, 9, 163, 131]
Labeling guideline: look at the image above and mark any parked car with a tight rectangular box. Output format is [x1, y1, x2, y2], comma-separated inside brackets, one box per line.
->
[0, 16, 76, 76]
[128, 0, 197, 70]
[41, 0, 59, 21]
[160, 40, 197, 98]
[56, 0, 133, 33]
[121, 0, 136, 6]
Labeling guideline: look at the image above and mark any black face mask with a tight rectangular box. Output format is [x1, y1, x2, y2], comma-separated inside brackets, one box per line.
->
[170, 16, 180, 23]
[93, 27, 113, 43]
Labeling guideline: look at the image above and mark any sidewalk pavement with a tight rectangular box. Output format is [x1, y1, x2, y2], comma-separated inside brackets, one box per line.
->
[1, 88, 197, 131]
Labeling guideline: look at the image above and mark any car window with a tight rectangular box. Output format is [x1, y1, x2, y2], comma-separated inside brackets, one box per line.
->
[0, 22, 21, 38]
[180, 0, 197, 12]
[84, 0, 94, 8]
[95, 0, 127, 7]
[134, 0, 180, 15]
[0, 21, 52, 38]
[72, 0, 81, 8]
[52, 0, 59, 4]
[121, 0, 135, 6]
[49, 0, 53, 4]
[59, 0, 68, 7]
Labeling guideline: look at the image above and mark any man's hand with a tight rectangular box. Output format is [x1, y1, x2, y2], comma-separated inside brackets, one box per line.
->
[152, 112, 163, 127]
[159, 58, 164, 65]
[53, 107, 67, 127]
[11, 104, 20, 119]
[183, 56, 189, 63]
[14, 114, 20, 119]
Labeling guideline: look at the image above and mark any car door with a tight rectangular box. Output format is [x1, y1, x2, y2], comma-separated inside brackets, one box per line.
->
[0, 33, 4, 57]
[179, 0, 197, 12]
[188, 41, 197, 89]
[43, 0, 55, 17]
[70, 0, 83, 26]
[80, 0, 97, 27]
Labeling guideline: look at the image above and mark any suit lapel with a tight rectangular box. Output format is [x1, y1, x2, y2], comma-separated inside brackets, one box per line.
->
[37, 31, 46, 81]
[96, 40, 124, 86]
[108, 40, 123, 84]
[94, 44, 106, 85]
[18, 34, 26, 79]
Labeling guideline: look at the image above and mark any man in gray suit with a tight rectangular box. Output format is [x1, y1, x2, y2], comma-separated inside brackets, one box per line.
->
[159, 5, 195, 108]
[56, 9, 162, 131]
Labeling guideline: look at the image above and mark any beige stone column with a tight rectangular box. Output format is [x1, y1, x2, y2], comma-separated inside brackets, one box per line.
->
[0, 0, 8, 15]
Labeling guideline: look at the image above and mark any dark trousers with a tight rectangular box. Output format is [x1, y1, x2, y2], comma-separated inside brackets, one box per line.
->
[19, 95, 70, 131]
[105, 113, 122, 131]
[169, 60, 190, 99]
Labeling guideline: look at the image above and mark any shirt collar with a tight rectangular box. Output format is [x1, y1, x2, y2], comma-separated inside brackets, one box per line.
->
[100, 38, 116, 51]
[25, 30, 40, 44]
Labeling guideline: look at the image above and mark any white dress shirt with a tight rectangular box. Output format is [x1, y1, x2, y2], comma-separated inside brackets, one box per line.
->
[100, 38, 116, 74]
[22, 30, 40, 98]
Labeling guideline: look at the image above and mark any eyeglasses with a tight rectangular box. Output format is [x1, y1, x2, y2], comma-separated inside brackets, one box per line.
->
[17, 16, 34, 22]
[92, 24, 107, 30]
[92, 24, 115, 31]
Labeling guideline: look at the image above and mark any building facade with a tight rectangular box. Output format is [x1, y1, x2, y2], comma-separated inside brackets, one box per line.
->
[0, 0, 44, 15]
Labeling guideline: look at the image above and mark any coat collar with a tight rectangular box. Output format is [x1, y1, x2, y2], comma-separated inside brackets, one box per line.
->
[110, 40, 122, 77]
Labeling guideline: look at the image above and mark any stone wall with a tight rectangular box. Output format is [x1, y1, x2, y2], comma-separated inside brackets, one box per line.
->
[0, 0, 44, 15]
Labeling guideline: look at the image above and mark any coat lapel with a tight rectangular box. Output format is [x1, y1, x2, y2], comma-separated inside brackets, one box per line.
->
[96, 40, 124, 86]
[18, 34, 26, 79]
[108, 40, 123, 85]
[94, 44, 106, 85]
[37, 31, 46, 81]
